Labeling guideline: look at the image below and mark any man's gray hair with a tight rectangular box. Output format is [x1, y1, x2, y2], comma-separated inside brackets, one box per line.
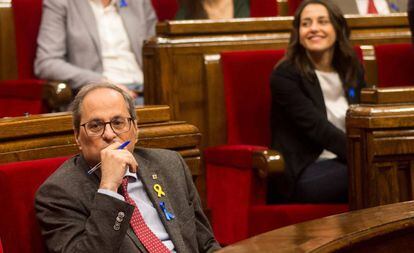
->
[71, 82, 137, 133]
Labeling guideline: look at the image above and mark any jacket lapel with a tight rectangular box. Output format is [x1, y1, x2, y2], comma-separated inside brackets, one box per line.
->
[303, 75, 327, 116]
[73, 0, 102, 56]
[126, 229, 147, 252]
[117, 1, 142, 67]
[135, 154, 187, 252]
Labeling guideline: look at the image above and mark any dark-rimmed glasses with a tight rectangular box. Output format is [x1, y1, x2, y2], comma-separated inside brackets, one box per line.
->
[81, 117, 133, 137]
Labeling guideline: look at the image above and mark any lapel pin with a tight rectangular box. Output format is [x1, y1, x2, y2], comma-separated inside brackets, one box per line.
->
[348, 87, 355, 99]
[160, 202, 175, 221]
[153, 184, 166, 198]
[152, 174, 158, 180]
[119, 0, 128, 8]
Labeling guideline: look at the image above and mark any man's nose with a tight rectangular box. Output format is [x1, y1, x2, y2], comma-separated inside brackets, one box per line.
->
[102, 123, 117, 139]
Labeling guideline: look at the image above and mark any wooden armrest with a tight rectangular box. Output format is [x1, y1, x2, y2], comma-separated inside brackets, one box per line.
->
[360, 86, 414, 104]
[252, 149, 284, 180]
[43, 81, 72, 110]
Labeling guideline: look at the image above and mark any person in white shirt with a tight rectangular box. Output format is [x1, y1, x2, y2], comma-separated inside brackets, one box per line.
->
[330, 0, 407, 14]
[35, 0, 157, 105]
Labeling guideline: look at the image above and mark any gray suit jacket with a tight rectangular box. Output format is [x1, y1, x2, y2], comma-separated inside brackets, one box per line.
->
[34, 0, 157, 89]
[331, 0, 407, 14]
[35, 148, 220, 253]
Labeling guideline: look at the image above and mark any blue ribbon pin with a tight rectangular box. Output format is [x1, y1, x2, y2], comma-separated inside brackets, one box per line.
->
[120, 0, 128, 8]
[160, 202, 175, 221]
[389, 2, 399, 12]
[348, 87, 355, 99]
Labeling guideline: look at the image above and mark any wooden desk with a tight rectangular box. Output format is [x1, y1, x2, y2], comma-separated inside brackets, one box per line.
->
[218, 201, 414, 253]
[347, 87, 414, 210]
[143, 14, 411, 148]
[0, 105, 206, 204]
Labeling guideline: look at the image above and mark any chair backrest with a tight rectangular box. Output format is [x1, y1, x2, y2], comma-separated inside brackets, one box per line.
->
[250, 0, 279, 17]
[288, 0, 302, 15]
[374, 43, 414, 87]
[221, 49, 286, 146]
[0, 156, 69, 253]
[12, 0, 43, 79]
[0, 80, 45, 117]
[151, 0, 179, 21]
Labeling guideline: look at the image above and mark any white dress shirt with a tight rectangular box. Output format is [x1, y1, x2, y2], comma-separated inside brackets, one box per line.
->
[315, 70, 349, 160]
[356, 0, 391, 14]
[88, 0, 144, 84]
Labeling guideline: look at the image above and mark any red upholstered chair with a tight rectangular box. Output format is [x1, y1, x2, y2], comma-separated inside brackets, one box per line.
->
[374, 43, 414, 87]
[151, 0, 179, 21]
[0, 156, 69, 253]
[0, 0, 46, 117]
[288, 0, 303, 15]
[204, 49, 349, 245]
[250, 0, 279, 17]
[0, 238, 3, 253]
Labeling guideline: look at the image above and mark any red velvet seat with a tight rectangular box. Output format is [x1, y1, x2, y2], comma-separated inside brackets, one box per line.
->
[0, 156, 69, 253]
[288, 0, 302, 15]
[151, 0, 179, 21]
[374, 43, 414, 87]
[0, 0, 46, 117]
[204, 49, 349, 245]
[250, 0, 303, 17]
[250, 0, 279, 17]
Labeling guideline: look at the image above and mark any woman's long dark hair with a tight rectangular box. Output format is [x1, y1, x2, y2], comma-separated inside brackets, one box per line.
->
[178, 0, 208, 19]
[284, 0, 360, 88]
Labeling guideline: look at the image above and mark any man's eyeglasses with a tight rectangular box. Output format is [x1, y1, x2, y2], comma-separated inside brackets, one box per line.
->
[81, 117, 133, 137]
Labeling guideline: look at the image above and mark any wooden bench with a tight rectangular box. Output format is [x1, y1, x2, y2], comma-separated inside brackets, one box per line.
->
[347, 87, 414, 210]
[218, 200, 414, 253]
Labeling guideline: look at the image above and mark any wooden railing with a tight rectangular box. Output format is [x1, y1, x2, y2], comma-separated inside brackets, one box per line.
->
[218, 201, 414, 253]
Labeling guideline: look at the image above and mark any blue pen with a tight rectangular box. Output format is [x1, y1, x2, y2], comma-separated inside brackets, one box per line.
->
[87, 140, 131, 174]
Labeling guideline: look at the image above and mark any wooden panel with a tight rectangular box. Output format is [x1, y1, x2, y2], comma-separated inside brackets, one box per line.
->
[0, 105, 198, 163]
[347, 87, 414, 210]
[0, 5, 17, 80]
[218, 201, 414, 253]
[204, 54, 226, 146]
[144, 14, 411, 148]
[361, 86, 414, 104]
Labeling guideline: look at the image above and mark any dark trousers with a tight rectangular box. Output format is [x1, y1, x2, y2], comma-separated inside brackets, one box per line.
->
[294, 158, 348, 203]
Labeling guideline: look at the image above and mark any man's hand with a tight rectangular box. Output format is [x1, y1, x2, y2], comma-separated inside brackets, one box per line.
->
[98, 142, 138, 192]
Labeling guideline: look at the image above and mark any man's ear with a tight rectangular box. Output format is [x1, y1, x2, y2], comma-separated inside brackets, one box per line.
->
[74, 129, 82, 150]
[133, 120, 139, 144]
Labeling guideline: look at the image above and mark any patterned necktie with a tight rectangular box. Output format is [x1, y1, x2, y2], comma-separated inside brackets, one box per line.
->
[367, 0, 378, 14]
[121, 177, 170, 253]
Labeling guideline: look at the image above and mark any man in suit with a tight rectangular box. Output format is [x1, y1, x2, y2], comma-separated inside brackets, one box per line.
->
[35, 83, 220, 253]
[34, 0, 157, 102]
[331, 0, 407, 14]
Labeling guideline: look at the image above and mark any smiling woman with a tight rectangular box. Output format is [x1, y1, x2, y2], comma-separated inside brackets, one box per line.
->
[269, 0, 367, 203]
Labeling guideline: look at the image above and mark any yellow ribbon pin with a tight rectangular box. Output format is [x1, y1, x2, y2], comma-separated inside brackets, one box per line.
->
[153, 184, 166, 198]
